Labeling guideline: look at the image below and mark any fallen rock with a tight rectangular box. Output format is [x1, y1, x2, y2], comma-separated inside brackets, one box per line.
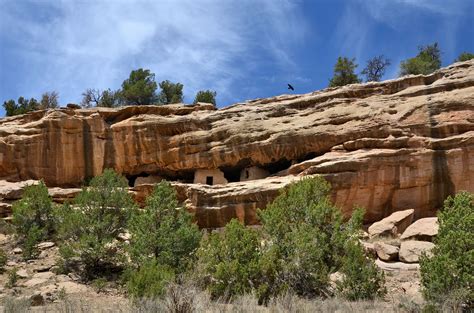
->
[368, 209, 414, 238]
[56, 281, 89, 293]
[375, 259, 420, 271]
[374, 242, 400, 261]
[0, 180, 39, 200]
[32, 271, 55, 280]
[0, 233, 8, 244]
[401, 217, 438, 241]
[23, 277, 48, 287]
[36, 242, 55, 250]
[12, 247, 22, 254]
[16, 269, 29, 278]
[399, 240, 435, 263]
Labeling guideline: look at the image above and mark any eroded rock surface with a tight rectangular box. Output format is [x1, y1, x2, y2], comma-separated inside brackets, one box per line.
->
[401, 217, 439, 241]
[1, 61, 474, 227]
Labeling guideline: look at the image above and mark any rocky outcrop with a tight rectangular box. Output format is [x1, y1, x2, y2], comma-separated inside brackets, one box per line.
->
[1, 61, 474, 227]
[374, 242, 400, 261]
[401, 217, 439, 241]
[399, 241, 435, 263]
[368, 209, 414, 238]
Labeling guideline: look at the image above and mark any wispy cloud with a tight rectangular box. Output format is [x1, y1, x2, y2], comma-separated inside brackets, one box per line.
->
[0, 0, 307, 107]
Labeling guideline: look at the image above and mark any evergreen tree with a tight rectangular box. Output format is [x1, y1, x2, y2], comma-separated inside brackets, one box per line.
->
[193, 90, 216, 105]
[329, 57, 361, 87]
[400, 42, 441, 76]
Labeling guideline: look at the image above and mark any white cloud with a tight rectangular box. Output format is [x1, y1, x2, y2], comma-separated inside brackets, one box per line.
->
[0, 0, 307, 106]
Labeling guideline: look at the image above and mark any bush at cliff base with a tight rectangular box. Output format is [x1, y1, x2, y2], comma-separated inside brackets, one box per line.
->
[125, 259, 175, 300]
[420, 191, 473, 309]
[12, 181, 55, 260]
[196, 176, 386, 303]
[55, 169, 136, 279]
[196, 219, 262, 300]
[128, 181, 201, 273]
[126, 181, 202, 298]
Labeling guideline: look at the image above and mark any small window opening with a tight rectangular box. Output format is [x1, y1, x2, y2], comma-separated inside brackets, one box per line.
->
[206, 176, 214, 185]
[245, 170, 249, 179]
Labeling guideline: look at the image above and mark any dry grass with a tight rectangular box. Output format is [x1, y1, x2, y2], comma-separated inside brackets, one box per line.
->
[1, 288, 464, 313]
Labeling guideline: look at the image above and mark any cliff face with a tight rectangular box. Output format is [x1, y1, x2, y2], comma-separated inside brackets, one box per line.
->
[1, 60, 473, 227]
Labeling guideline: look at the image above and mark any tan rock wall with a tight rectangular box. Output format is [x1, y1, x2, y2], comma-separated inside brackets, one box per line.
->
[1, 61, 474, 227]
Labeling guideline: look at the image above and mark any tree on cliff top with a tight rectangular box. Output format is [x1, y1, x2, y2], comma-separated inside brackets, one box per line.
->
[361, 55, 391, 82]
[157, 80, 184, 104]
[400, 42, 441, 76]
[81, 88, 122, 108]
[456, 52, 474, 62]
[40, 91, 59, 109]
[329, 57, 361, 87]
[3, 97, 40, 116]
[193, 90, 216, 105]
[121, 68, 158, 105]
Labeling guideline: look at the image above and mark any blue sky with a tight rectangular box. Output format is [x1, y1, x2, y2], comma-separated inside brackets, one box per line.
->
[0, 0, 473, 115]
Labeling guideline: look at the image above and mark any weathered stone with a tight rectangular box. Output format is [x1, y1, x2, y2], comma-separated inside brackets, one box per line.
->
[16, 269, 29, 278]
[374, 242, 400, 261]
[36, 242, 55, 250]
[399, 240, 435, 263]
[23, 277, 48, 287]
[401, 217, 439, 241]
[32, 271, 55, 280]
[134, 175, 162, 186]
[0, 61, 473, 228]
[56, 281, 89, 293]
[368, 209, 414, 238]
[375, 259, 420, 271]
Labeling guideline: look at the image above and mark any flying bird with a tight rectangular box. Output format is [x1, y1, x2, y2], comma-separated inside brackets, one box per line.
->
[287, 84, 294, 91]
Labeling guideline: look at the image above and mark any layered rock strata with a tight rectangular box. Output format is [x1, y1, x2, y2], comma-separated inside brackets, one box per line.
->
[1, 61, 473, 227]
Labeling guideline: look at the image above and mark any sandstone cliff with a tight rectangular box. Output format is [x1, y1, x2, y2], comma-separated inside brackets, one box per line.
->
[1, 60, 473, 227]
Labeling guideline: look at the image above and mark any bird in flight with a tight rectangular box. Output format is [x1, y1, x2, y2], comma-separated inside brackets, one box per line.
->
[287, 84, 294, 91]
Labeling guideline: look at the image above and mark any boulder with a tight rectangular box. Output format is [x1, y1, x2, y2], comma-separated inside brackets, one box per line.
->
[36, 242, 55, 250]
[399, 240, 435, 263]
[401, 217, 438, 241]
[375, 259, 420, 271]
[56, 281, 89, 294]
[16, 269, 29, 278]
[368, 209, 414, 238]
[374, 242, 399, 261]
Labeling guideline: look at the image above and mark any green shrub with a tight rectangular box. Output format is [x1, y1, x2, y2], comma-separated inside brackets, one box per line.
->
[259, 177, 385, 301]
[337, 239, 386, 300]
[128, 181, 201, 273]
[258, 177, 345, 299]
[193, 90, 217, 105]
[56, 169, 136, 279]
[12, 181, 55, 259]
[196, 219, 262, 300]
[456, 52, 474, 62]
[420, 191, 473, 307]
[5, 268, 19, 289]
[22, 225, 43, 260]
[328, 57, 361, 87]
[126, 259, 175, 299]
[195, 176, 386, 304]
[0, 248, 7, 273]
[400, 42, 441, 76]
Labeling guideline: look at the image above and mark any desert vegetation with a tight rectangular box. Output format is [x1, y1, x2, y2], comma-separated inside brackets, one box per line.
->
[2, 170, 473, 312]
